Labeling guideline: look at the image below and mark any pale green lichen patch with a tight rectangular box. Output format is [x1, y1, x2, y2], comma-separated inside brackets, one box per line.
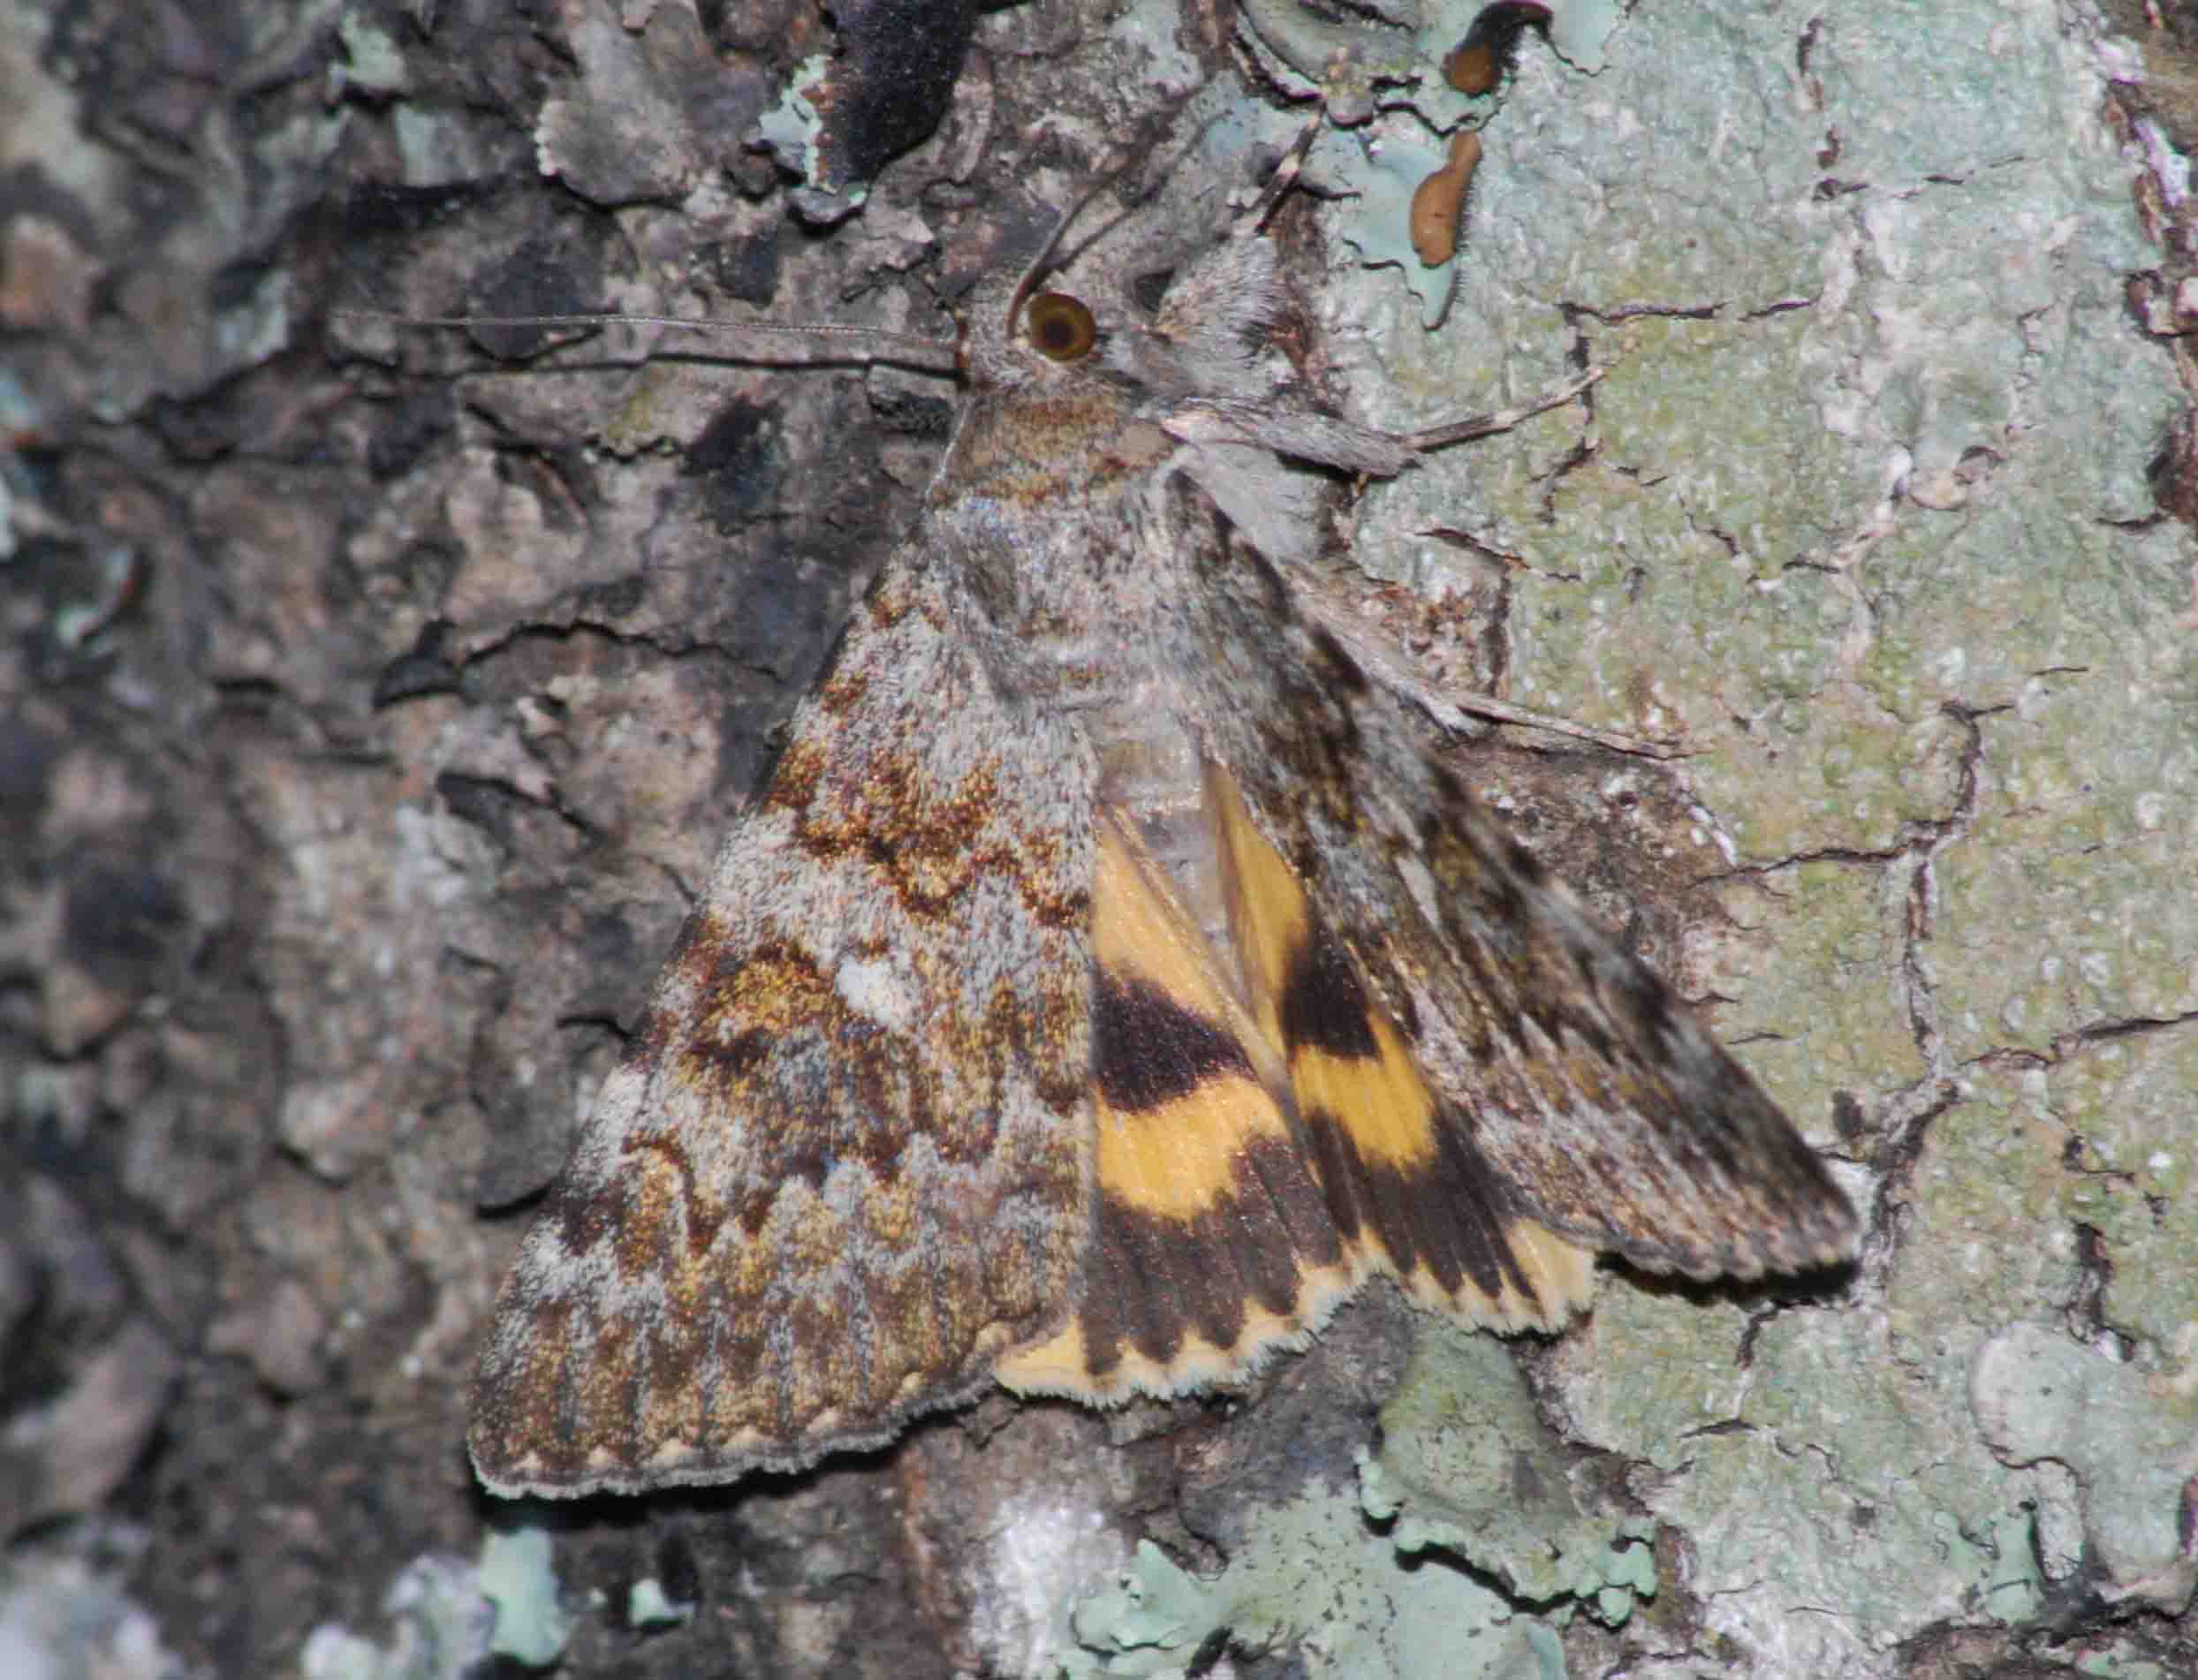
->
[1367, 1323, 1657, 1620]
[626, 1577, 693, 1630]
[2050, 1029, 2198, 1352]
[752, 57, 832, 190]
[1307, 119, 1462, 328]
[1705, 859, 1925, 1127]
[2075, 1639, 2174, 1680]
[1250, 0, 1628, 326]
[300, 1553, 499, 1680]
[1062, 1486, 1558, 1679]
[1061, 1299, 1649, 1674]
[1883, 1069, 2090, 1341]
[1905, 1046, 2198, 1380]
[1548, 1276, 2050, 1666]
[1971, 1322, 2198, 1613]
[1580, 314, 1867, 572]
[477, 1525, 575, 1670]
[1686, 700, 1971, 861]
[1305, 2, 2184, 1669]
[1546, 1283, 1762, 1469]
[1922, 698, 2198, 1066]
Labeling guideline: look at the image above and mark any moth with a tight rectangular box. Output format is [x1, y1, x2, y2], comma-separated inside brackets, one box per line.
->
[465, 154, 1858, 1501]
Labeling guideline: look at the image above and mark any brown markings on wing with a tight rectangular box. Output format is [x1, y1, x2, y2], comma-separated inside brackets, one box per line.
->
[468, 567, 1096, 1496]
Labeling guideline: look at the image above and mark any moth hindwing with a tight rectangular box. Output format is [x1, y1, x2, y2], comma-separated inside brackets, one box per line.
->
[467, 172, 1857, 1500]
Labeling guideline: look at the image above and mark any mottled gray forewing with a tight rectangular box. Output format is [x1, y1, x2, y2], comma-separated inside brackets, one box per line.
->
[469, 557, 1099, 1497]
[1168, 481, 1855, 1282]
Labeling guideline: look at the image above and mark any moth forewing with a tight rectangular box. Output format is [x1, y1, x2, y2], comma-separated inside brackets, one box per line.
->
[464, 162, 1855, 1501]
[467, 562, 1102, 1498]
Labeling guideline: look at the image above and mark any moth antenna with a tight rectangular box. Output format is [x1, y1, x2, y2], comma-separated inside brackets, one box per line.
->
[332, 308, 963, 375]
[1004, 105, 1266, 337]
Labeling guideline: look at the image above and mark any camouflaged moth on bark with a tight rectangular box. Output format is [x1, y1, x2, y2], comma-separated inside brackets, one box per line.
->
[466, 155, 1859, 1500]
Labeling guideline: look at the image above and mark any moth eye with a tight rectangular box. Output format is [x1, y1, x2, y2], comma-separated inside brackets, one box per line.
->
[1027, 292, 1097, 361]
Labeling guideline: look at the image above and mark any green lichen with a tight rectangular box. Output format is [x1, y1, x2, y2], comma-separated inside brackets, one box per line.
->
[477, 1525, 573, 1670]
[1062, 1491, 1558, 1680]
[1971, 1322, 2198, 1614]
[1063, 1321, 1693, 1676]
[300, 1554, 496, 1680]
[1368, 1325, 1657, 1622]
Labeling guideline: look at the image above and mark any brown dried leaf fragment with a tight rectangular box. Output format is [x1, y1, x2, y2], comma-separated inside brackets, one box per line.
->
[1411, 129, 1484, 268]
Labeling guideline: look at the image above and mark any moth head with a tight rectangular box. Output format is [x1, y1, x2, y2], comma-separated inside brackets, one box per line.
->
[997, 179, 1115, 376]
[990, 189, 1284, 406]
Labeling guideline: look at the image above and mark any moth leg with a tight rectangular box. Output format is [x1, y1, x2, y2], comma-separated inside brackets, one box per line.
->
[1399, 364, 1607, 453]
[1236, 110, 1328, 237]
[1289, 571, 1682, 759]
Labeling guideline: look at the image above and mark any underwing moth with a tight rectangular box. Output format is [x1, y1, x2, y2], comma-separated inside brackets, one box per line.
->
[466, 145, 1859, 1501]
